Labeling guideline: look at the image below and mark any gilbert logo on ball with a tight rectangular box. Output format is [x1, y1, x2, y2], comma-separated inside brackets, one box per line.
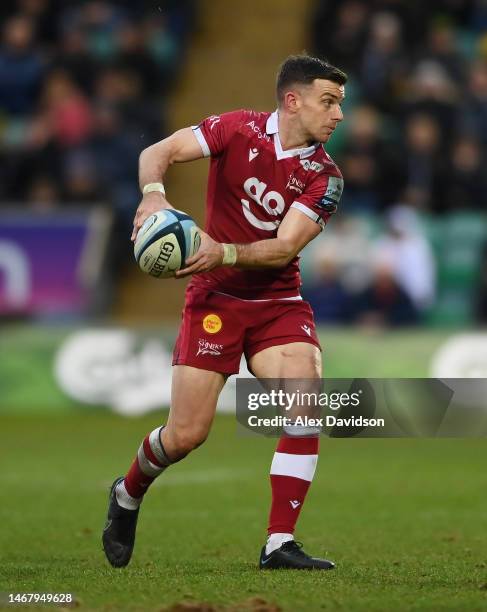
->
[134, 209, 200, 278]
[203, 314, 222, 334]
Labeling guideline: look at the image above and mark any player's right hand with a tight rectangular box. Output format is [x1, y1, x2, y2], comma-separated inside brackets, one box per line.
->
[131, 192, 174, 241]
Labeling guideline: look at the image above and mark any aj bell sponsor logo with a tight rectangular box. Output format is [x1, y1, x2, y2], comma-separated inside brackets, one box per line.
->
[196, 338, 223, 356]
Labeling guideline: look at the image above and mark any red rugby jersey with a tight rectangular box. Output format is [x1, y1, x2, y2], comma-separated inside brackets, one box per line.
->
[190, 109, 344, 300]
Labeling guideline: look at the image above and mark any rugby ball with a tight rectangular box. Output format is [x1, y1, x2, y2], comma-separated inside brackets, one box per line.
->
[134, 209, 200, 278]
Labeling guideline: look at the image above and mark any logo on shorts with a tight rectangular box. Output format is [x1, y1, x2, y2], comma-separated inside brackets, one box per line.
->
[301, 324, 311, 336]
[196, 338, 223, 356]
[203, 313, 222, 334]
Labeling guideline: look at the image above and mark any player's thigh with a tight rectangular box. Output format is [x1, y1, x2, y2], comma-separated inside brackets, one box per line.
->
[165, 365, 226, 447]
[249, 341, 322, 379]
[249, 343, 322, 425]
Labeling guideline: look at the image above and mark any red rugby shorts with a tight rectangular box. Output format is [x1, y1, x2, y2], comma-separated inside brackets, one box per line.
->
[172, 286, 321, 375]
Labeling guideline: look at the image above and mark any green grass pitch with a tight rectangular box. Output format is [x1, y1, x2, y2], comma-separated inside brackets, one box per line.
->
[1, 412, 487, 611]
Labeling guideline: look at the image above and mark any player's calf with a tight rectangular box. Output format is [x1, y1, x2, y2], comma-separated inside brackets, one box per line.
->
[119, 426, 173, 508]
[102, 426, 174, 567]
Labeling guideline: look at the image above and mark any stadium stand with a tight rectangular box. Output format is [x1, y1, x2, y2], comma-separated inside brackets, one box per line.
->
[0, 0, 198, 224]
[1, 0, 486, 325]
[309, 0, 487, 325]
[0, 0, 199, 318]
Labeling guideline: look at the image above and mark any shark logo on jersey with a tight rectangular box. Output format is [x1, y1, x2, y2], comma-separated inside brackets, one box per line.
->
[317, 176, 344, 213]
[286, 174, 305, 194]
[249, 148, 259, 162]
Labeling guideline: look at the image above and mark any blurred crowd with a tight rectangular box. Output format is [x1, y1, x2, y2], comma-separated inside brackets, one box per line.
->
[309, 0, 487, 326]
[312, 0, 487, 215]
[0, 0, 198, 235]
[303, 206, 436, 327]
[2, 0, 487, 326]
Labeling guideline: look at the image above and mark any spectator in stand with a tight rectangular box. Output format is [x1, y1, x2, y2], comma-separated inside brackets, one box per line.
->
[339, 149, 380, 213]
[372, 205, 436, 313]
[62, 148, 100, 205]
[0, 14, 45, 116]
[359, 12, 409, 112]
[53, 28, 97, 95]
[338, 105, 405, 210]
[302, 255, 353, 325]
[15, 0, 60, 48]
[26, 173, 60, 212]
[114, 22, 160, 96]
[417, 21, 466, 85]
[462, 59, 487, 148]
[309, 215, 374, 295]
[59, 1, 128, 61]
[402, 60, 459, 143]
[311, 0, 370, 76]
[401, 112, 447, 211]
[140, 14, 179, 87]
[352, 260, 420, 328]
[443, 136, 487, 211]
[40, 69, 94, 147]
[88, 103, 139, 230]
[93, 66, 163, 142]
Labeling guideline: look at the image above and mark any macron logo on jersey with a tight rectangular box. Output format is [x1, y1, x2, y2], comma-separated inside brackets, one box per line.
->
[249, 148, 259, 162]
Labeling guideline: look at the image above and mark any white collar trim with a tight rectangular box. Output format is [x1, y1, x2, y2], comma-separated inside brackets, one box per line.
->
[266, 110, 279, 135]
[266, 110, 318, 160]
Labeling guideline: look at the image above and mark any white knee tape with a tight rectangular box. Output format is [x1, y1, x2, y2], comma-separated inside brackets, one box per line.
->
[283, 423, 322, 437]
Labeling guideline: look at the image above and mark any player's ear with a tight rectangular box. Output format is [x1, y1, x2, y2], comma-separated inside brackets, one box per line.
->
[283, 90, 300, 112]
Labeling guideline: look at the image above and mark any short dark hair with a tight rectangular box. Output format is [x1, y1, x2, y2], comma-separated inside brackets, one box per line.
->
[276, 55, 347, 104]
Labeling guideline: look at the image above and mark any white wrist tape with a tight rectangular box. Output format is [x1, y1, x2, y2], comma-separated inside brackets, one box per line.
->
[222, 243, 237, 266]
[142, 182, 166, 195]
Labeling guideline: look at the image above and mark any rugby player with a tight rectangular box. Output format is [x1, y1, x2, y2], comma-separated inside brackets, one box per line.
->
[103, 54, 346, 570]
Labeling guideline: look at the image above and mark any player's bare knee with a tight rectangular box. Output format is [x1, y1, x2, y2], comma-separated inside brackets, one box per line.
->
[166, 427, 208, 460]
[280, 348, 321, 378]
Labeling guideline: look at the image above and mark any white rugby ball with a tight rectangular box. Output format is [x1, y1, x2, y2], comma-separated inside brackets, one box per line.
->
[134, 209, 200, 278]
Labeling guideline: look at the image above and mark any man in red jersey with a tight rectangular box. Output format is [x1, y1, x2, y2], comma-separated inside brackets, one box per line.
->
[103, 55, 346, 570]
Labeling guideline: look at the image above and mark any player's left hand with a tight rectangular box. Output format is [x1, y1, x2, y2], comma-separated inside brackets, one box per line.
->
[175, 230, 223, 278]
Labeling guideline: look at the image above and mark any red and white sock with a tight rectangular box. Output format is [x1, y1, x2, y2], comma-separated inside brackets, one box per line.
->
[115, 426, 171, 510]
[266, 435, 319, 554]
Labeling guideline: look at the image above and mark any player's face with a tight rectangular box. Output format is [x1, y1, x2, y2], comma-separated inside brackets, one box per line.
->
[297, 79, 345, 144]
